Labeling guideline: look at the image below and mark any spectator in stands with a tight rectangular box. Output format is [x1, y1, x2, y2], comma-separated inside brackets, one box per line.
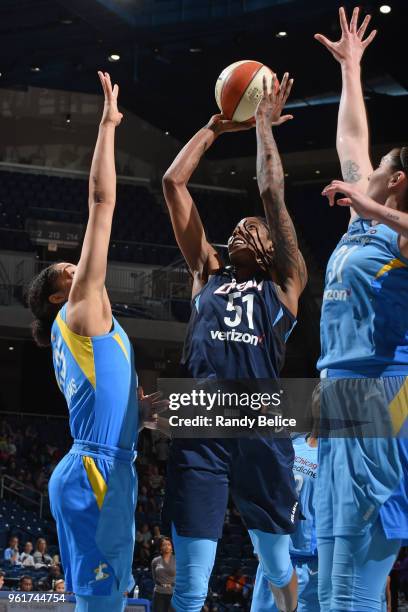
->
[149, 465, 163, 491]
[20, 541, 35, 567]
[151, 538, 176, 612]
[4, 536, 21, 565]
[33, 538, 52, 567]
[224, 568, 247, 605]
[53, 579, 65, 594]
[154, 436, 169, 469]
[7, 437, 17, 457]
[19, 576, 33, 592]
[136, 524, 152, 564]
[151, 525, 163, 556]
[49, 563, 64, 585]
[0, 570, 5, 590]
[138, 485, 149, 510]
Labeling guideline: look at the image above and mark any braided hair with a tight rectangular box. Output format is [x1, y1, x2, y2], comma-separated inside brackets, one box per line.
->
[27, 265, 61, 347]
[238, 216, 274, 273]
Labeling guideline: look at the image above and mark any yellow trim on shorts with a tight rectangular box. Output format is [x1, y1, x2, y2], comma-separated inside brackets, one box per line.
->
[82, 456, 107, 510]
[56, 313, 96, 388]
[375, 258, 408, 279]
[389, 378, 408, 435]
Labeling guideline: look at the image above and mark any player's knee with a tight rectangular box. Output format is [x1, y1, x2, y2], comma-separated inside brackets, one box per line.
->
[249, 530, 292, 588]
[171, 585, 208, 612]
[263, 562, 294, 589]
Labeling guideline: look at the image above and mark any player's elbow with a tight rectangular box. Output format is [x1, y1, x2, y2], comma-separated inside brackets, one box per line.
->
[162, 172, 184, 189]
[162, 174, 184, 204]
[88, 196, 115, 209]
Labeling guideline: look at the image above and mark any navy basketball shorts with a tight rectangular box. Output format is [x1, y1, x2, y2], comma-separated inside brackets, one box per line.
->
[162, 434, 300, 539]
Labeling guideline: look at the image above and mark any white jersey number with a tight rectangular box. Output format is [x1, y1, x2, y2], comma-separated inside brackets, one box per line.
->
[224, 292, 254, 329]
[328, 245, 358, 284]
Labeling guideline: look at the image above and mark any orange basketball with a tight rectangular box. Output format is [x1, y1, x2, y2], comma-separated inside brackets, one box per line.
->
[215, 60, 278, 122]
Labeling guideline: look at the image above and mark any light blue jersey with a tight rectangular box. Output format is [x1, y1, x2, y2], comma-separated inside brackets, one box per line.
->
[318, 218, 408, 375]
[51, 303, 139, 447]
[49, 303, 139, 603]
[317, 218, 408, 543]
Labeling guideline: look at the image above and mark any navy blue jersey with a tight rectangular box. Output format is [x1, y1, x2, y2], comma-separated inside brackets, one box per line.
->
[181, 269, 296, 379]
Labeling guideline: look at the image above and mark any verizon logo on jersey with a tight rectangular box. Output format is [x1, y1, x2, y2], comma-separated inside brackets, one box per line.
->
[210, 329, 263, 346]
[214, 279, 264, 295]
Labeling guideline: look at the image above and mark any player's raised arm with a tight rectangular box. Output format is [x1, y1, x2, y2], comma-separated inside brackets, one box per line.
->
[255, 74, 307, 317]
[67, 71, 122, 335]
[162, 116, 253, 293]
[315, 7, 377, 216]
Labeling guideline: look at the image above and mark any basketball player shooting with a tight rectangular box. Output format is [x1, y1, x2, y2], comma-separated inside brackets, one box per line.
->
[162, 74, 307, 612]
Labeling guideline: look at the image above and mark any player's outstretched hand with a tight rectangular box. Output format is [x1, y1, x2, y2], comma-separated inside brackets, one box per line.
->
[98, 71, 123, 127]
[206, 113, 255, 135]
[255, 73, 294, 127]
[314, 7, 377, 65]
[138, 388, 169, 431]
[322, 179, 380, 219]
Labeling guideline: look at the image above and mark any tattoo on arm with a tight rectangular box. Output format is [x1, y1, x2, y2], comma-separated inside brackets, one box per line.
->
[386, 212, 400, 222]
[256, 117, 301, 288]
[342, 160, 362, 183]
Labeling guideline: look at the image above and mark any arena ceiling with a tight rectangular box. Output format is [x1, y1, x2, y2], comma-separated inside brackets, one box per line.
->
[0, 0, 406, 158]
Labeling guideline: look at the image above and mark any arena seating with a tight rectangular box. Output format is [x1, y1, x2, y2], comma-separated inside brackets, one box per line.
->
[0, 169, 251, 267]
[0, 500, 52, 550]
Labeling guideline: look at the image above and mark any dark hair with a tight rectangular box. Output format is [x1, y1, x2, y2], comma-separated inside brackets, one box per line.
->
[388, 147, 408, 210]
[19, 575, 33, 584]
[389, 146, 408, 173]
[159, 537, 172, 551]
[27, 265, 61, 347]
[242, 216, 274, 272]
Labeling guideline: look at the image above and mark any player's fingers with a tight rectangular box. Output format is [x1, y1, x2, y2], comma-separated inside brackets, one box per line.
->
[362, 29, 377, 48]
[339, 6, 349, 34]
[113, 83, 119, 98]
[98, 71, 107, 95]
[270, 73, 277, 100]
[145, 391, 163, 402]
[281, 78, 294, 106]
[278, 72, 289, 102]
[350, 6, 359, 34]
[261, 74, 268, 98]
[321, 183, 334, 195]
[152, 399, 169, 410]
[314, 34, 335, 51]
[357, 14, 371, 39]
[276, 115, 294, 125]
[104, 72, 113, 97]
[337, 197, 353, 207]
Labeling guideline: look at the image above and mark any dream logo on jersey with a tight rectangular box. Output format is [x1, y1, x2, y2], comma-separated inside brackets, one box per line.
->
[214, 279, 264, 295]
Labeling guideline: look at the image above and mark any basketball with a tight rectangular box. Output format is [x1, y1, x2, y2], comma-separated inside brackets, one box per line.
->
[215, 60, 277, 122]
